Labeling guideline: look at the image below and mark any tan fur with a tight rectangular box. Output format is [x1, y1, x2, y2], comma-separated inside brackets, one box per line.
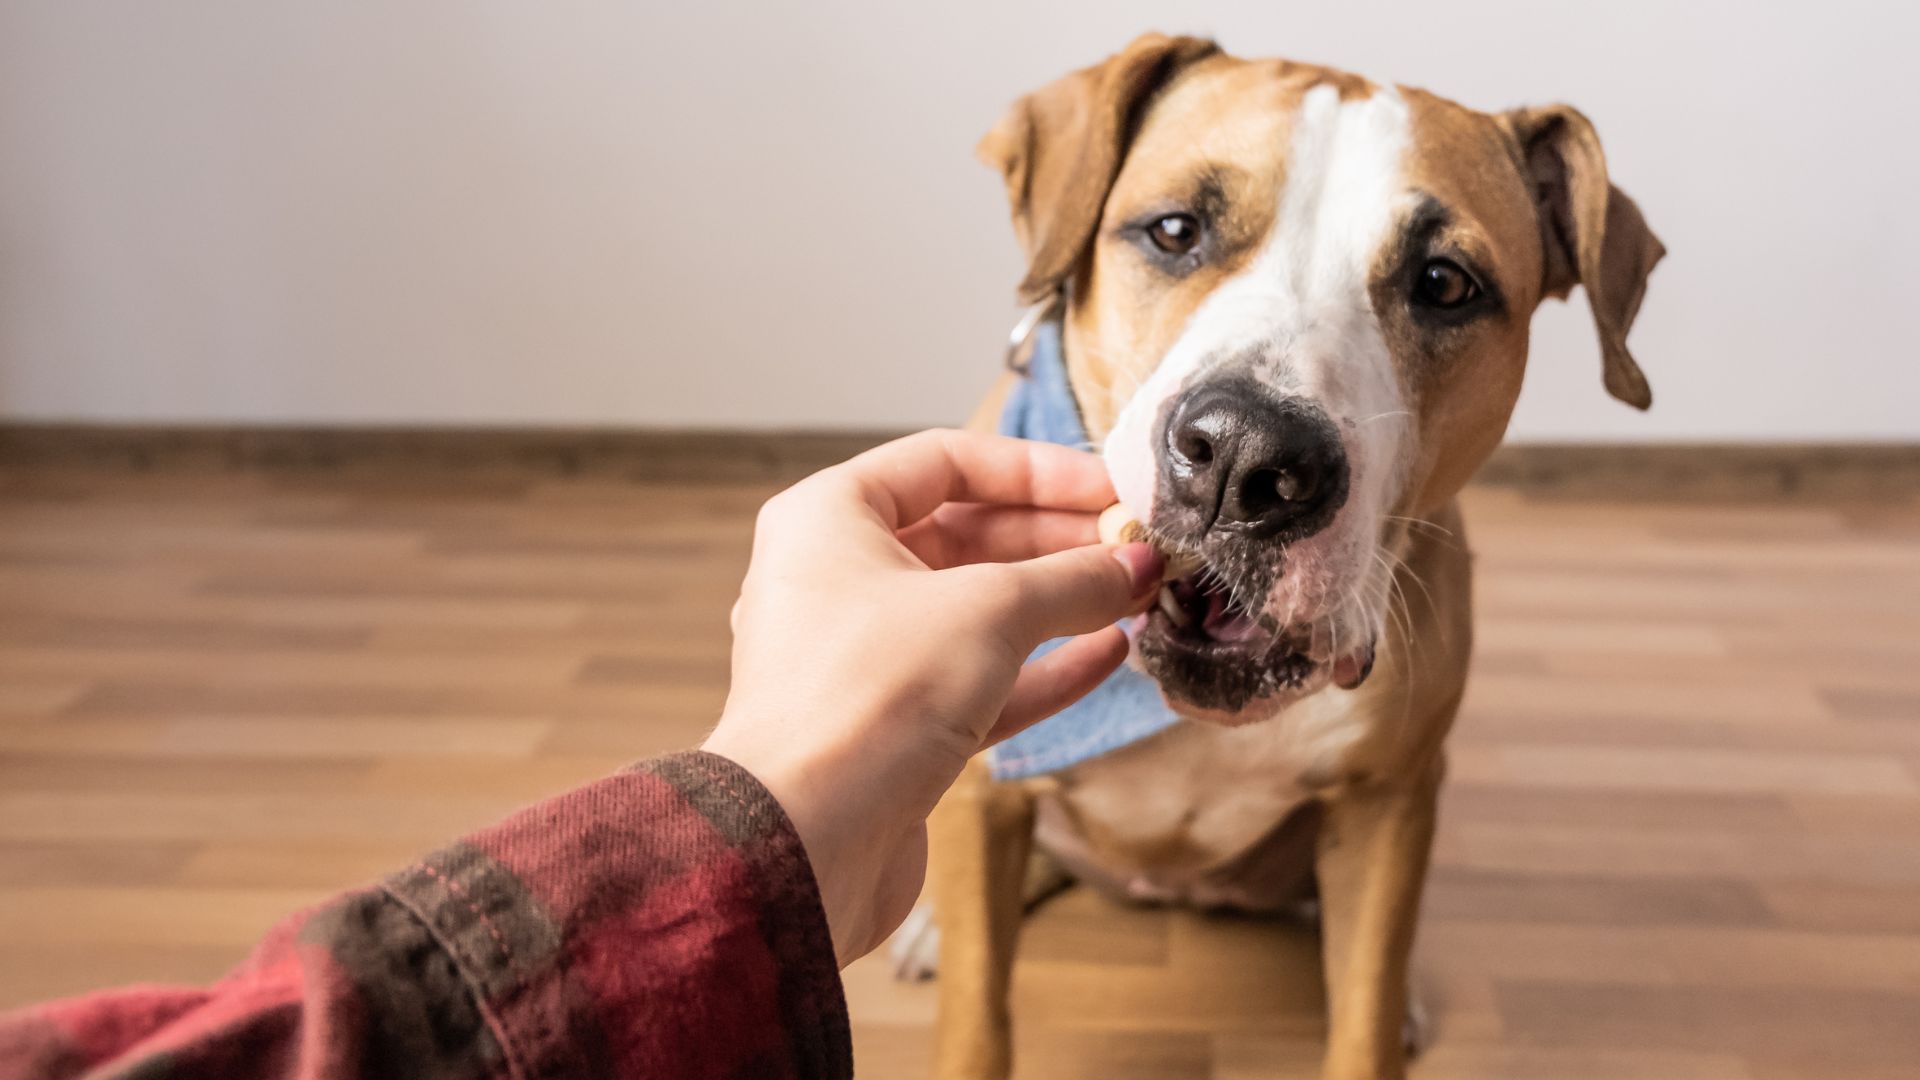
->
[929, 34, 1661, 1080]
[1502, 105, 1666, 409]
[977, 34, 1221, 307]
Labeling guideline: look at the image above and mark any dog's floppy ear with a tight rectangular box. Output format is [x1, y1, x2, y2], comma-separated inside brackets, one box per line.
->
[1504, 105, 1666, 410]
[979, 33, 1219, 305]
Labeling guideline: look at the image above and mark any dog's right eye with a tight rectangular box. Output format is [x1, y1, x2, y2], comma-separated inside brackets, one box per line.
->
[1146, 214, 1202, 256]
[1412, 258, 1480, 309]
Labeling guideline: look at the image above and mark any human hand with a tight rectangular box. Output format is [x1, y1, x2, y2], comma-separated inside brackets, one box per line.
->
[702, 429, 1162, 965]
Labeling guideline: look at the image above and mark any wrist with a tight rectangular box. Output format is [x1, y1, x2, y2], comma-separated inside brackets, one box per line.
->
[700, 730, 865, 957]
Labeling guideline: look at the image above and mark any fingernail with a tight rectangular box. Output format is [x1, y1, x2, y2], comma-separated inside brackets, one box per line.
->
[1112, 543, 1164, 596]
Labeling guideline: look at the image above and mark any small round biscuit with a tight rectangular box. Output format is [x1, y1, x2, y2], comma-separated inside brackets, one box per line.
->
[1097, 504, 1204, 580]
[1097, 502, 1147, 546]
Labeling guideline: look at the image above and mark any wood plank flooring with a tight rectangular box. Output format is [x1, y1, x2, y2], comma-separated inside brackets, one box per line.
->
[1, 465, 1916, 1078]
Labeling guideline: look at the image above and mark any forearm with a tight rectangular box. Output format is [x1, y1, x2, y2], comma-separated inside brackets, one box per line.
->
[0, 752, 851, 1080]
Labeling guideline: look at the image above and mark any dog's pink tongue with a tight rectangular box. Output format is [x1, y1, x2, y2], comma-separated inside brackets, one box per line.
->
[1201, 591, 1263, 643]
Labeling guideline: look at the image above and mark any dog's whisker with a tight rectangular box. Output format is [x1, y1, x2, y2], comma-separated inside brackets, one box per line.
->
[1365, 558, 1389, 644]
[1376, 549, 1415, 661]
[1382, 514, 1456, 542]
[1381, 544, 1447, 650]
[1356, 409, 1412, 427]
[1400, 562, 1439, 621]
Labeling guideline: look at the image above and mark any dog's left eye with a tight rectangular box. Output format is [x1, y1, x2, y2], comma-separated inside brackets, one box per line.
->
[1412, 259, 1480, 308]
[1146, 214, 1202, 256]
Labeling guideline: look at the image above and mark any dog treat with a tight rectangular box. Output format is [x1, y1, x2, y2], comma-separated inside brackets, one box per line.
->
[1097, 502, 1149, 546]
[1098, 503, 1203, 579]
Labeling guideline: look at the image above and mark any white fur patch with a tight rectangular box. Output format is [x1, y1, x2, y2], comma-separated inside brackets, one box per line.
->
[1102, 84, 1413, 659]
[888, 903, 940, 981]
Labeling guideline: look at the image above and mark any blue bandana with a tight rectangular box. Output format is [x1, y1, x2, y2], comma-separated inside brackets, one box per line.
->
[987, 321, 1185, 781]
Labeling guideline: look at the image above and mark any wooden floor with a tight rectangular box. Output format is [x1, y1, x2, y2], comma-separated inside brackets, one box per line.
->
[1, 464, 1916, 1079]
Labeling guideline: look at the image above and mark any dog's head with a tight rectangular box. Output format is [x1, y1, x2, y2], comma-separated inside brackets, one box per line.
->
[983, 35, 1664, 722]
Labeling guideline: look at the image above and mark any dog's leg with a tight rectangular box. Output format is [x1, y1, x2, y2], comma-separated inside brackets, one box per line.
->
[1313, 757, 1444, 1080]
[928, 759, 1036, 1080]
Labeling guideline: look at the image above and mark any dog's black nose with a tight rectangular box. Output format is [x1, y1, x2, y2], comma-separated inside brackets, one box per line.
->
[1160, 381, 1349, 538]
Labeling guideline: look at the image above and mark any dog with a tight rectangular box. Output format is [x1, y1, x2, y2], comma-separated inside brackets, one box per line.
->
[896, 33, 1664, 1080]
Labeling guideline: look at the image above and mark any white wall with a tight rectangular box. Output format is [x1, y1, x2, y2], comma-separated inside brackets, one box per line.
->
[0, 1, 1912, 440]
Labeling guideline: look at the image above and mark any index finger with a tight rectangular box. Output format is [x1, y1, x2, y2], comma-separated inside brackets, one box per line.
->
[834, 429, 1116, 530]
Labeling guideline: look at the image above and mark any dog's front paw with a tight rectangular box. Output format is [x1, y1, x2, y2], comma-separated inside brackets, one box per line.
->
[888, 904, 940, 982]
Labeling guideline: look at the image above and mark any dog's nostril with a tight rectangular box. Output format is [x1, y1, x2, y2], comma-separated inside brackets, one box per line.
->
[1240, 467, 1314, 517]
[1175, 431, 1214, 467]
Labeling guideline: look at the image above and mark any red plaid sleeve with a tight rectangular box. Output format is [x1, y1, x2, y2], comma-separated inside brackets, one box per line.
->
[0, 751, 852, 1080]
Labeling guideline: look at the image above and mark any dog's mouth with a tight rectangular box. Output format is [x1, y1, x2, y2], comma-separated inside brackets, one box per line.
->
[1135, 557, 1375, 717]
[1151, 572, 1270, 648]
[1136, 562, 1314, 715]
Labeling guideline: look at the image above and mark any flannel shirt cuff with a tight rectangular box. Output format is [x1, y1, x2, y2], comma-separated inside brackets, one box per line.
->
[383, 751, 852, 1080]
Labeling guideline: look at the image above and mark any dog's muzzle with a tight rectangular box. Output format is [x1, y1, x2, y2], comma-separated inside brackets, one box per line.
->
[1135, 378, 1360, 715]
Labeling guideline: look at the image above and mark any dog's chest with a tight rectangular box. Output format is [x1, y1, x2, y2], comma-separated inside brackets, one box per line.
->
[1034, 693, 1371, 908]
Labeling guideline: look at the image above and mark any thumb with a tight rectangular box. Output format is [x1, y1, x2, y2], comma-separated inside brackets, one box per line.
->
[992, 542, 1163, 650]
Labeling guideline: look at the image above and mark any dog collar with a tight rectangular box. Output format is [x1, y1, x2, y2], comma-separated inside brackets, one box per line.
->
[988, 316, 1185, 781]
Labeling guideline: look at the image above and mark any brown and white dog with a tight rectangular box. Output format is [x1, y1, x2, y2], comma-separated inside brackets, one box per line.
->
[902, 33, 1664, 1080]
